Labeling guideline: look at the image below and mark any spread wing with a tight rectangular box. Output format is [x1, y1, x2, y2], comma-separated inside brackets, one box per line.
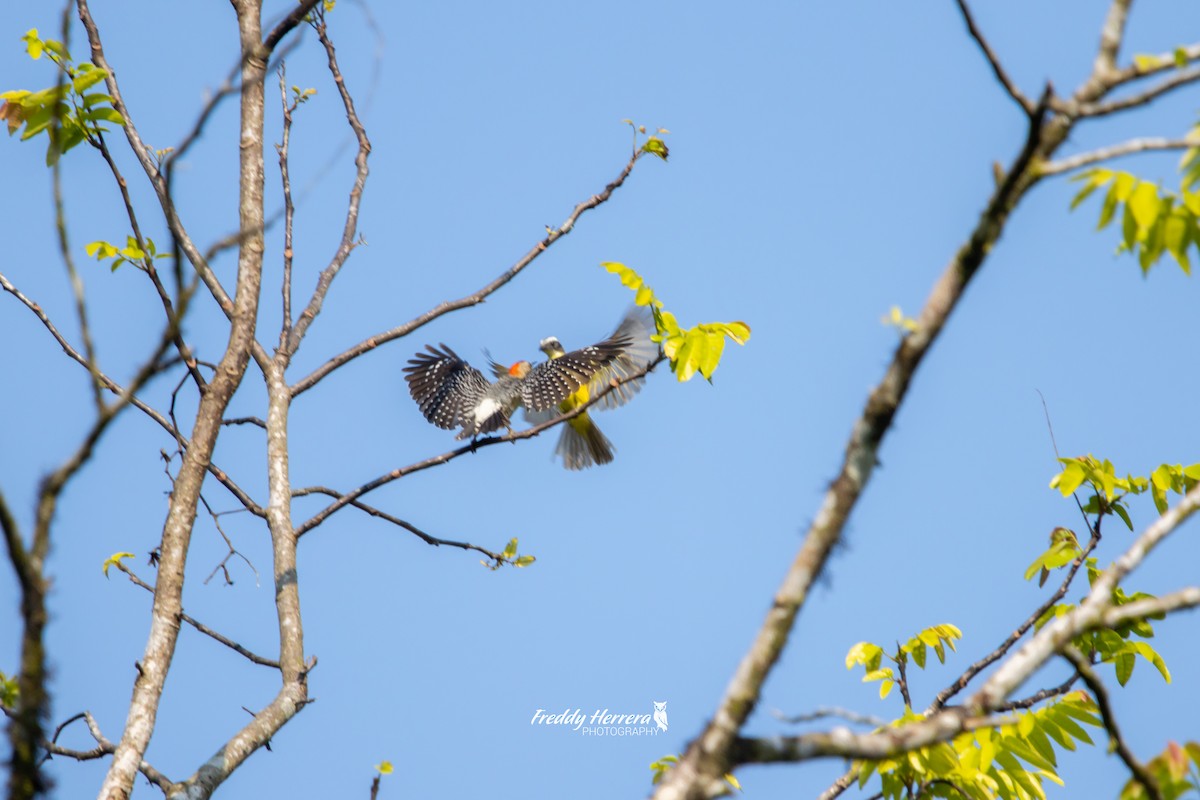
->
[586, 305, 659, 411]
[403, 344, 490, 431]
[521, 337, 630, 412]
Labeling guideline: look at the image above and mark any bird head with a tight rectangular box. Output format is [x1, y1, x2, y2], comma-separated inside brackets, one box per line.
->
[538, 336, 565, 359]
[508, 360, 532, 378]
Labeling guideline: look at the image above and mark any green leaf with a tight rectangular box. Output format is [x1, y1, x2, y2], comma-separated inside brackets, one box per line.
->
[1174, 47, 1189, 69]
[375, 760, 393, 775]
[1130, 642, 1171, 682]
[1113, 649, 1135, 686]
[84, 106, 125, 126]
[1112, 502, 1134, 531]
[501, 538, 518, 560]
[513, 554, 536, 567]
[1128, 181, 1163, 228]
[22, 29, 43, 60]
[846, 641, 883, 671]
[72, 65, 108, 93]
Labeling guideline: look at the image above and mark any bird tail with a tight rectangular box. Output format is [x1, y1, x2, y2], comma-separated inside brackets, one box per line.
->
[555, 414, 614, 470]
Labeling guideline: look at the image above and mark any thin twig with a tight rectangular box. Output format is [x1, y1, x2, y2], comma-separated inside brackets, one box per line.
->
[291, 148, 646, 397]
[278, 62, 297, 347]
[929, 524, 1100, 711]
[953, 0, 1034, 114]
[993, 673, 1079, 712]
[283, 9, 372, 357]
[36, 710, 175, 794]
[1062, 647, 1162, 800]
[770, 707, 887, 728]
[290, 487, 508, 562]
[1080, 66, 1200, 118]
[1040, 137, 1200, 176]
[114, 561, 279, 668]
[1, 268, 264, 518]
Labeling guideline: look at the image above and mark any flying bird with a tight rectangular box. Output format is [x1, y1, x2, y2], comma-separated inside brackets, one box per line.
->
[529, 305, 658, 469]
[405, 309, 657, 455]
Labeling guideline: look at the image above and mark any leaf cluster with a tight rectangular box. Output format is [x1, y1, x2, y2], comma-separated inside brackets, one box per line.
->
[480, 537, 535, 571]
[857, 694, 1103, 800]
[0, 28, 125, 165]
[86, 236, 170, 272]
[1070, 168, 1200, 275]
[845, 625, 963, 700]
[602, 261, 750, 382]
[1036, 560, 1169, 687]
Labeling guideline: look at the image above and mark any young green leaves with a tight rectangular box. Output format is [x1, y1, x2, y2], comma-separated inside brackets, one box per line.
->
[845, 625, 963, 700]
[1, 29, 125, 165]
[856, 694, 1103, 800]
[601, 261, 750, 383]
[1070, 167, 1200, 275]
[1049, 455, 1200, 524]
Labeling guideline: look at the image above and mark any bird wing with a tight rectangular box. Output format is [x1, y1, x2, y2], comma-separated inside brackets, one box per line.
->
[403, 344, 490, 431]
[585, 305, 659, 411]
[520, 337, 629, 412]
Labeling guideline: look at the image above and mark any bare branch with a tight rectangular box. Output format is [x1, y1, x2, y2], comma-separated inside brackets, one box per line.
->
[37, 710, 175, 794]
[770, 707, 887, 728]
[1094, 0, 1132, 77]
[1041, 136, 1200, 176]
[994, 673, 1079, 712]
[98, 1, 273, 792]
[1062, 647, 1163, 800]
[290, 488, 509, 562]
[263, 0, 323, 53]
[278, 63, 297, 346]
[283, 10, 372, 357]
[296, 354, 663, 536]
[953, 0, 1034, 114]
[1079, 67, 1200, 117]
[113, 561, 278, 669]
[1104, 42, 1200, 90]
[290, 149, 646, 397]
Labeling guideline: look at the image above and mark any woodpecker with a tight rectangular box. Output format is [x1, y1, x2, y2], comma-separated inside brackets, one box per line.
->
[404, 326, 635, 444]
[529, 305, 658, 470]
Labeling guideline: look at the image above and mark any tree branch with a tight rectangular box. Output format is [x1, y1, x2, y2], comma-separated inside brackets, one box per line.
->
[1062, 647, 1163, 800]
[113, 555, 279, 669]
[1078, 67, 1200, 118]
[290, 149, 647, 397]
[1040, 137, 1200, 176]
[289, 488, 509, 562]
[283, 9, 372, 357]
[98, 1, 271, 793]
[953, 0, 1034, 114]
[770, 707, 887, 728]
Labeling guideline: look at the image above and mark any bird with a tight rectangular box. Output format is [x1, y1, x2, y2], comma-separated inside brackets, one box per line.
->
[528, 305, 658, 470]
[403, 312, 650, 452]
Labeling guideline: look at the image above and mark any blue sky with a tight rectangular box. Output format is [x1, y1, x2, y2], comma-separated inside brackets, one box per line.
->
[2, 1, 1199, 798]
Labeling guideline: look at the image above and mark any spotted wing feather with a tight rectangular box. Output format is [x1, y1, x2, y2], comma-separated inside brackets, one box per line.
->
[521, 336, 631, 412]
[403, 344, 490, 432]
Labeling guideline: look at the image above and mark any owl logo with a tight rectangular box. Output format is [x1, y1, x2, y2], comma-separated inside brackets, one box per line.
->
[653, 701, 668, 732]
